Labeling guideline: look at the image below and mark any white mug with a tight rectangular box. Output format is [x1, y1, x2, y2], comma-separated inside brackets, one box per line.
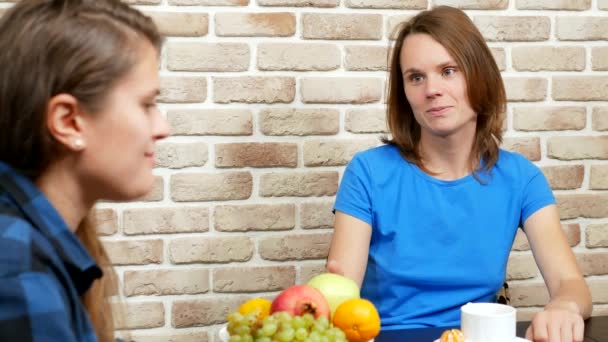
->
[461, 302, 516, 342]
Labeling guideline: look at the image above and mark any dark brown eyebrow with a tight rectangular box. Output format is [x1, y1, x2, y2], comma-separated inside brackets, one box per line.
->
[402, 67, 422, 76]
[402, 61, 457, 76]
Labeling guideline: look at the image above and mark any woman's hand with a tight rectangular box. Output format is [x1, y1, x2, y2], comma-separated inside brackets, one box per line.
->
[525, 301, 585, 342]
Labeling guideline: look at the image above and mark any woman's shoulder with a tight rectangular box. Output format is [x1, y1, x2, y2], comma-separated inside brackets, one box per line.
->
[494, 148, 543, 179]
[343, 144, 414, 187]
[351, 143, 402, 165]
[0, 213, 43, 276]
[497, 148, 540, 169]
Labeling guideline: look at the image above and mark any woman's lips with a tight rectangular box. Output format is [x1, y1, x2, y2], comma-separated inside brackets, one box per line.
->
[145, 153, 155, 164]
[427, 106, 452, 116]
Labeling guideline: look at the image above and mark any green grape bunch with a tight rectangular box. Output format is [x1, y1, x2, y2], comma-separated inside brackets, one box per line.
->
[226, 311, 348, 342]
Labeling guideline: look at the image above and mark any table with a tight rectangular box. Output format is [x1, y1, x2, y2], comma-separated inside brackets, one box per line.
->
[375, 316, 608, 342]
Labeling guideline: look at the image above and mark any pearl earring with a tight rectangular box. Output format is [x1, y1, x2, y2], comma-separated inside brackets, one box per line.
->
[73, 139, 84, 150]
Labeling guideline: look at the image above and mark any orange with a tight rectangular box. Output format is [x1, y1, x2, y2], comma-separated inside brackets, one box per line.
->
[237, 298, 271, 321]
[440, 329, 465, 342]
[332, 298, 381, 342]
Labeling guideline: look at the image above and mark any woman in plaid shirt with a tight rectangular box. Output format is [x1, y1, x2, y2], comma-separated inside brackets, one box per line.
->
[0, 0, 169, 341]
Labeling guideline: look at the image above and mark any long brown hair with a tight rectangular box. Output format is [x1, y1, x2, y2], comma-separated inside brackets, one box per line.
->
[385, 6, 506, 177]
[0, 0, 162, 340]
[77, 213, 120, 342]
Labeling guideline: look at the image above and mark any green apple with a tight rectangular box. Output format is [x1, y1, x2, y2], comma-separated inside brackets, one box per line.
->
[307, 273, 360, 317]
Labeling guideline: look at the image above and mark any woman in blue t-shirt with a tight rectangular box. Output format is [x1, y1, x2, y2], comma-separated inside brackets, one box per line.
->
[328, 6, 591, 342]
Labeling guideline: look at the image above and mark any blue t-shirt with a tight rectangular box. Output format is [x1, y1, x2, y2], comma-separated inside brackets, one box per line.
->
[333, 144, 555, 329]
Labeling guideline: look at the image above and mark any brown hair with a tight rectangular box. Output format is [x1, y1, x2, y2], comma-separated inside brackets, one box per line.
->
[0, 0, 162, 340]
[385, 5, 506, 177]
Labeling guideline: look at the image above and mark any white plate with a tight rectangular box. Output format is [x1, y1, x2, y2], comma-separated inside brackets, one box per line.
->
[434, 338, 530, 342]
[219, 326, 230, 342]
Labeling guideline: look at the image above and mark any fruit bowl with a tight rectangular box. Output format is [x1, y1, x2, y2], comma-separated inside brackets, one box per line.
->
[221, 273, 380, 342]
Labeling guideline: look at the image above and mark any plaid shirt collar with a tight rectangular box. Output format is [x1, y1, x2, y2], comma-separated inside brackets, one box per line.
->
[0, 161, 101, 295]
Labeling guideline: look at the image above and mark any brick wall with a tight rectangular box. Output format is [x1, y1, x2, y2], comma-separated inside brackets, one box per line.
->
[2, 0, 607, 340]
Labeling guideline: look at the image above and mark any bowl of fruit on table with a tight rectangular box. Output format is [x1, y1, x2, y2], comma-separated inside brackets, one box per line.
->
[219, 273, 381, 342]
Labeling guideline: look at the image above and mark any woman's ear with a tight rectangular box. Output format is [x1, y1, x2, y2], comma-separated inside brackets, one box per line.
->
[46, 93, 87, 151]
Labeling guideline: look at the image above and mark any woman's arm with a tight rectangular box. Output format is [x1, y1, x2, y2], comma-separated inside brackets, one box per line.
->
[0, 271, 79, 341]
[0, 216, 80, 342]
[524, 204, 592, 317]
[326, 211, 372, 287]
[523, 204, 592, 341]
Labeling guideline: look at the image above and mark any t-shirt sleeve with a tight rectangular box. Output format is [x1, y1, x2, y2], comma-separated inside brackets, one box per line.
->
[333, 153, 373, 225]
[520, 164, 556, 226]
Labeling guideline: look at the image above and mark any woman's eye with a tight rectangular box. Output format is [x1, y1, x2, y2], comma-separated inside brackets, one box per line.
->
[409, 74, 423, 83]
[443, 68, 457, 76]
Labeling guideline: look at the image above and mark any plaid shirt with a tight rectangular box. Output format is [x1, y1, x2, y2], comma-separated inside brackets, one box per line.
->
[0, 161, 102, 342]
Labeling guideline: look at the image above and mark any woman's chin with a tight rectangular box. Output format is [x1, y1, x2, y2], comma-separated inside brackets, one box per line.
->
[129, 184, 156, 201]
[102, 180, 156, 202]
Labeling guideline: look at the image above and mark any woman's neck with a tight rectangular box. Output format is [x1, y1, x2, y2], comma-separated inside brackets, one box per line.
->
[35, 159, 93, 232]
[418, 129, 477, 181]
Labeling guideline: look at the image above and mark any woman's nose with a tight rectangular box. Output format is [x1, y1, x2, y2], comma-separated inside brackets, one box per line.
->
[425, 75, 443, 98]
[153, 111, 170, 140]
